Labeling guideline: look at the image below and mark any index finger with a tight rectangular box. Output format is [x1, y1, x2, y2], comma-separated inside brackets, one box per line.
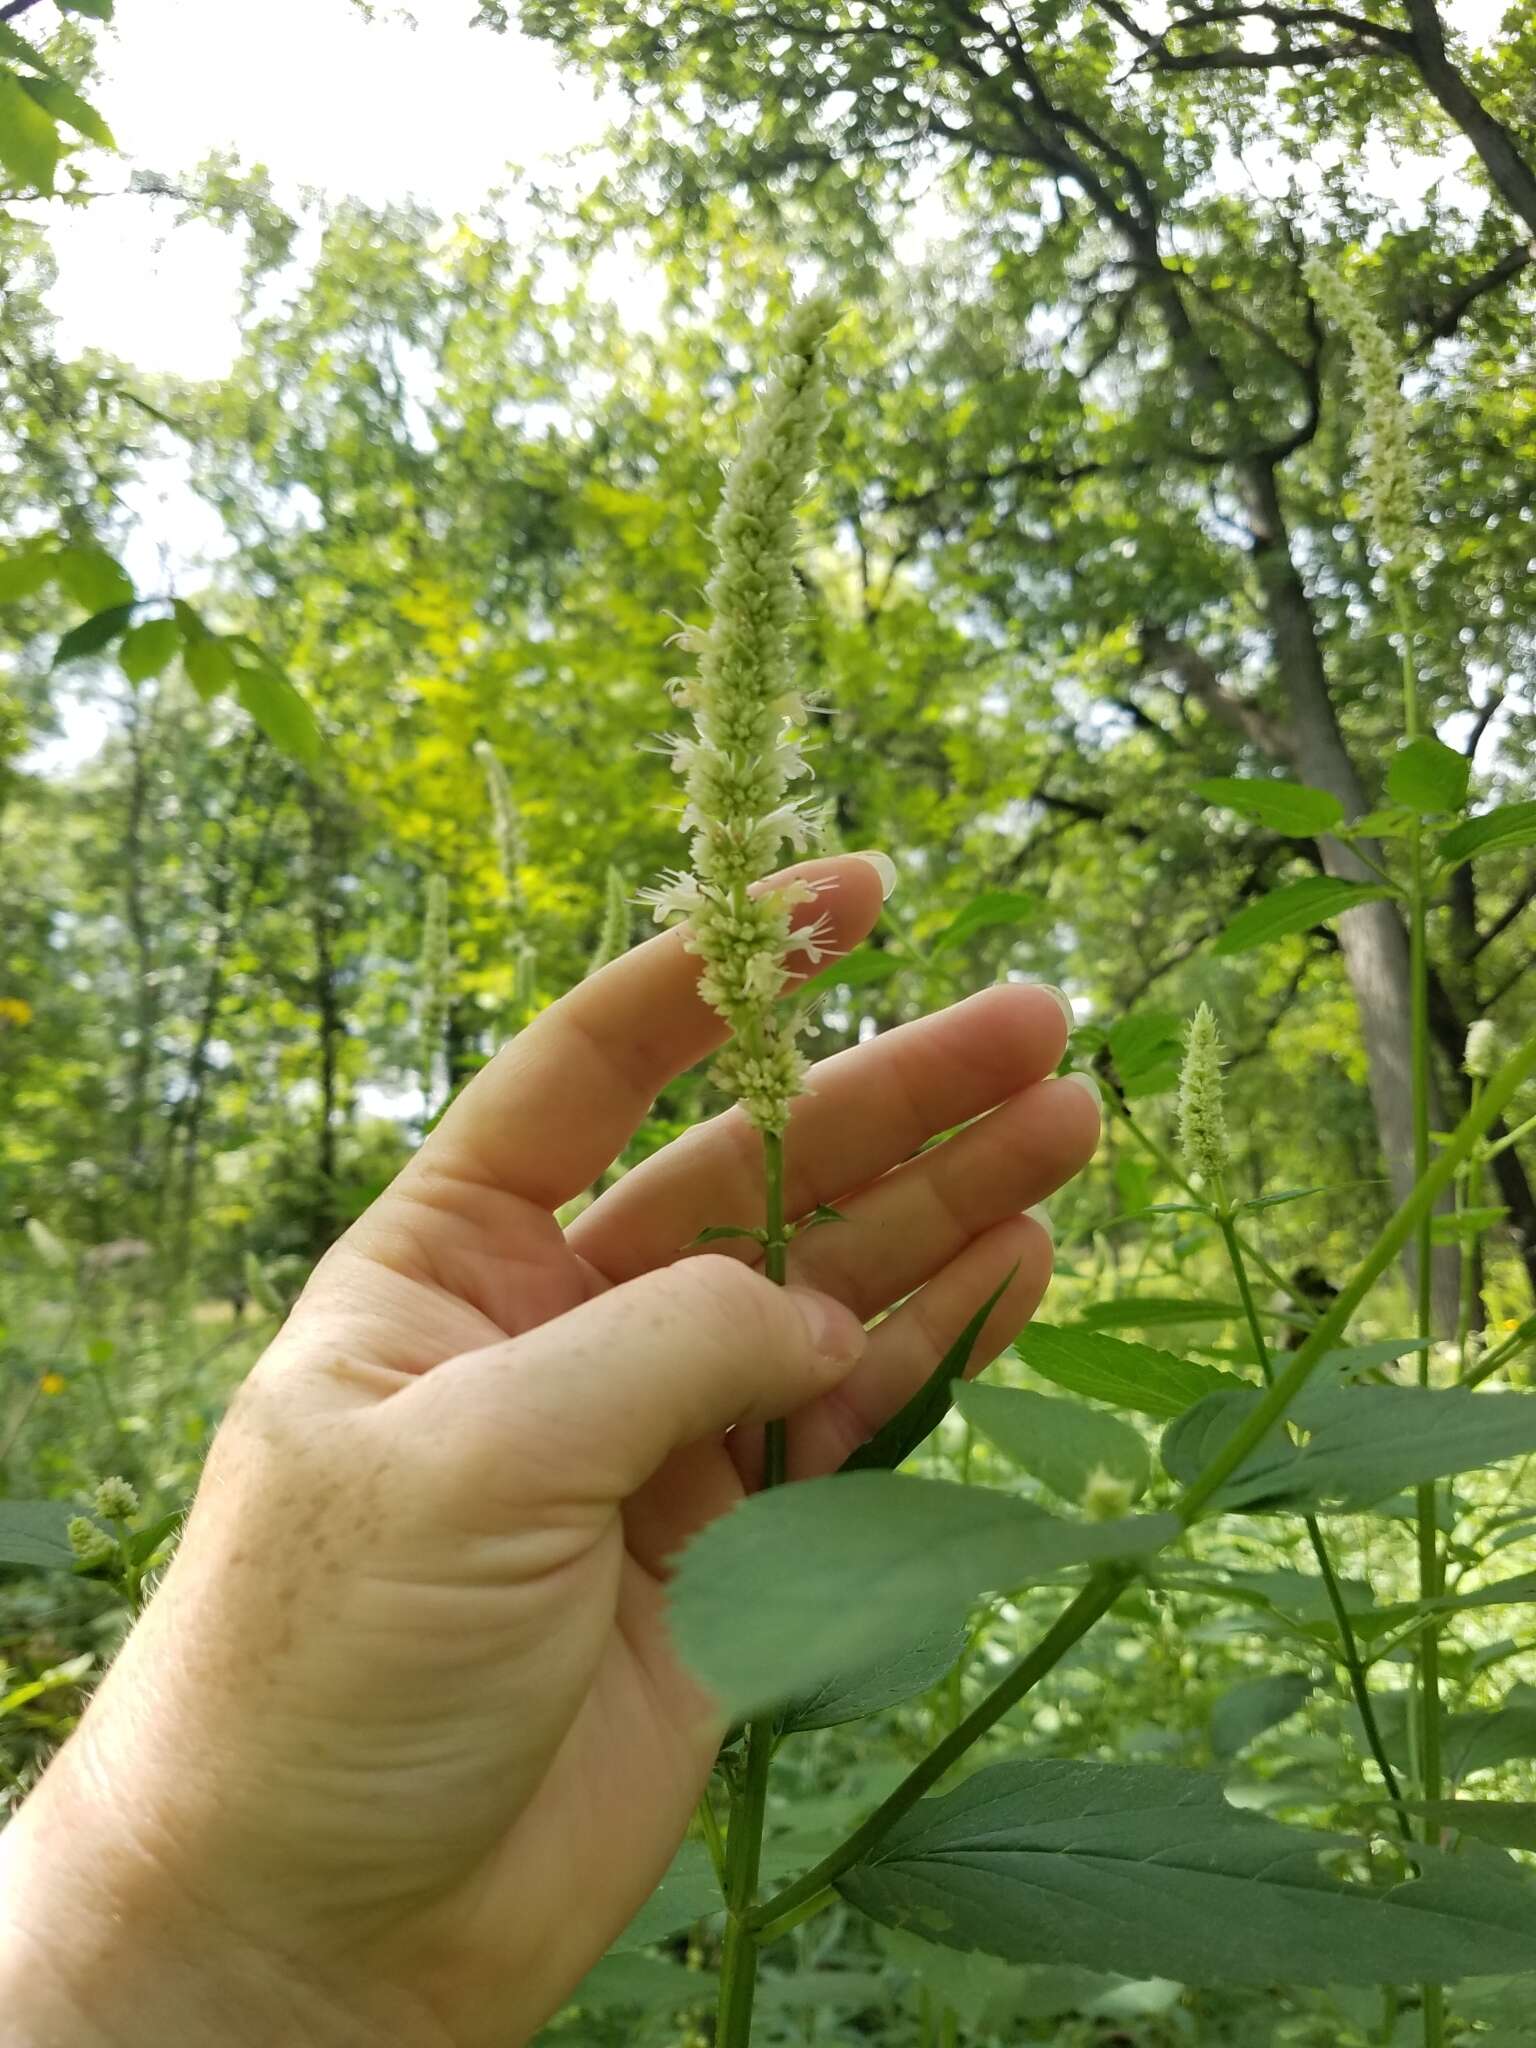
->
[395, 854, 891, 1213]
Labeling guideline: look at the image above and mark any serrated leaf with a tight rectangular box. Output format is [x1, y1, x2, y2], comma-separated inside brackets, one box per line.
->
[1213, 878, 1393, 957]
[1439, 802, 1536, 872]
[1213, 1386, 1536, 1514]
[17, 74, 113, 147]
[1015, 1323, 1249, 1420]
[688, 1223, 764, 1246]
[1342, 806, 1416, 838]
[0, 1501, 77, 1570]
[1107, 1009, 1182, 1099]
[930, 889, 1039, 954]
[57, 544, 133, 612]
[0, 68, 59, 191]
[1386, 737, 1469, 814]
[836, 1759, 1536, 1985]
[118, 617, 181, 683]
[183, 634, 236, 699]
[1238, 1185, 1329, 1212]
[840, 1271, 1013, 1474]
[955, 1381, 1150, 1507]
[1196, 777, 1345, 836]
[782, 1621, 970, 1733]
[667, 1474, 1176, 1720]
[53, 603, 134, 667]
[232, 656, 323, 769]
[0, 24, 64, 77]
[1210, 1671, 1314, 1758]
[1161, 1388, 1288, 1493]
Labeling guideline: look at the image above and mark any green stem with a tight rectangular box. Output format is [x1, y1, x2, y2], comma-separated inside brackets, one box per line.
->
[716, 1130, 792, 2047]
[750, 1035, 1536, 1942]
[1216, 1209, 1410, 1837]
[1395, 575, 1445, 2048]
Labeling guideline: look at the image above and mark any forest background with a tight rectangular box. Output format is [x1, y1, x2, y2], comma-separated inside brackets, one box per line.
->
[2, 2, 1535, 2044]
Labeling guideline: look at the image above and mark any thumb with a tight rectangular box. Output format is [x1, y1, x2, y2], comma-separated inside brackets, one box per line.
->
[397, 1254, 867, 1507]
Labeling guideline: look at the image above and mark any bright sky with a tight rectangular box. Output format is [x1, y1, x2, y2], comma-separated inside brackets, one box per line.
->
[45, 0, 616, 379]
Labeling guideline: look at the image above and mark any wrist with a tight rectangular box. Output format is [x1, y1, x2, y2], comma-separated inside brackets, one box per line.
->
[0, 1759, 448, 2048]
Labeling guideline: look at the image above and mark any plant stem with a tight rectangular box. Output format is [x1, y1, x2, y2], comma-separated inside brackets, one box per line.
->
[749, 1036, 1536, 1943]
[716, 1130, 791, 2046]
[1216, 1209, 1410, 1837]
[1395, 576, 1445, 2048]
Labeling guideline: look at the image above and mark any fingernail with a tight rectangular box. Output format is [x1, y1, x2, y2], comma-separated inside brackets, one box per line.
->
[1026, 1203, 1053, 1240]
[787, 1286, 867, 1363]
[1030, 983, 1075, 1029]
[1063, 1070, 1102, 1112]
[851, 850, 898, 900]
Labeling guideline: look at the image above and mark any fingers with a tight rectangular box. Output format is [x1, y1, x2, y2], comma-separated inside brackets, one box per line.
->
[734, 1212, 1054, 1487]
[782, 1071, 1100, 1319]
[392, 1254, 867, 1514]
[393, 854, 888, 1217]
[572, 982, 1074, 1282]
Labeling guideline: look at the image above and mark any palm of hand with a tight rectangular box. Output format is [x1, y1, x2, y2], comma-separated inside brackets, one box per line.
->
[43, 859, 1096, 2047]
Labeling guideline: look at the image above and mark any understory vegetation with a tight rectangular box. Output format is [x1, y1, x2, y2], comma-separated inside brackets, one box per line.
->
[4, 2, 1536, 2044]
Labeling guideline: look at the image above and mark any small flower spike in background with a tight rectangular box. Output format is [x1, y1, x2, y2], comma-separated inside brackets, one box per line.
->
[640, 291, 841, 1138]
[418, 871, 452, 1119]
[1303, 258, 1420, 570]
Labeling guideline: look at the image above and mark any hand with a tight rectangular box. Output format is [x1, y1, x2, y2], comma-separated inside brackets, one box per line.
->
[0, 855, 1099, 2048]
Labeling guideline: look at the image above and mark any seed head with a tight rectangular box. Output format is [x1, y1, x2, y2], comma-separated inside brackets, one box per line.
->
[473, 740, 526, 915]
[93, 1476, 139, 1523]
[639, 293, 841, 1134]
[1178, 1002, 1229, 1189]
[1464, 1018, 1500, 1080]
[589, 865, 631, 975]
[1304, 258, 1420, 568]
[68, 1517, 117, 1569]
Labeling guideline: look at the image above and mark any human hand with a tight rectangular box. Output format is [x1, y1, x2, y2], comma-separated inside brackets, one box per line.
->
[0, 854, 1099, 2048]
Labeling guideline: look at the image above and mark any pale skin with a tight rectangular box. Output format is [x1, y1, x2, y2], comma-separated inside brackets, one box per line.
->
[0, 854, 1099, 2048]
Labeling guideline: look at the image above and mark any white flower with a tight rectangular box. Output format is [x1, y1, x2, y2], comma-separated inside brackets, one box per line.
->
[644, 293, 841, 1134]
[1178, 1002, 1229, 1189]
[1304, 258, 1420, 568]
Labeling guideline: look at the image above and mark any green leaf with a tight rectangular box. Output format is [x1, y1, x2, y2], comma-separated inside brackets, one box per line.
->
[231, 652, 323, 769]
[610, 1838, 721, 1951]
[802, 943, 902, 994]
[1160, 1389, 1287, 1493]
[667, 1474, 1176, 1720]
[954, 1382, 1150, 1507]
[17, 74, 114, 147]
[0, 24, 64, 77]
[1341, 806, 1417, 839]
[1196, 777, 1345, 836]
[57, 545, 133, 612]
[1213, 878, 1393, 957]
[688, 1223, 765, 1246]
[841, 1272, 1013, 1474]
[782, 1621, 971, 1733]
[1210, 1671, 1314, 1758]
[1214, 1386, 1536, 1514]
[1107, 1009, 1183, 1100]
[1081, 1297, 1245, 1330]
[1385, 737, 1470, 815]
[0, 1500, 77, 1570]
[118, 617, 181, 683]
[128, 1510, 182, 1567]
[0, 539, 59, 601]
[184, 634, 237, 699]
[0, 68, 59, 191]
[1015, 1323, 1249, 1420]
[1412, 1802, 1536, 1854]
[931, 889, 1039, 954]
[53, 603, 134, 667]
[1439, 801, 1536, 872]
[836, 1759, 1536, 1986]
[59, 0, 114, 15]
[1315, 1338, 1428, 1378]
[1431, 1205, 1507, 1243]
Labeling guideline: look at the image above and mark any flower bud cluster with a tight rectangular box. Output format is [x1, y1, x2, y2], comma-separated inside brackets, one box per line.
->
[473, 740, 526, 916]
[1464, 1018, 1499, 1080]
[1178, 1002, 1230, 1190]
[1304, 258, 1420, 568]
[640, 295, 841, 1133]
